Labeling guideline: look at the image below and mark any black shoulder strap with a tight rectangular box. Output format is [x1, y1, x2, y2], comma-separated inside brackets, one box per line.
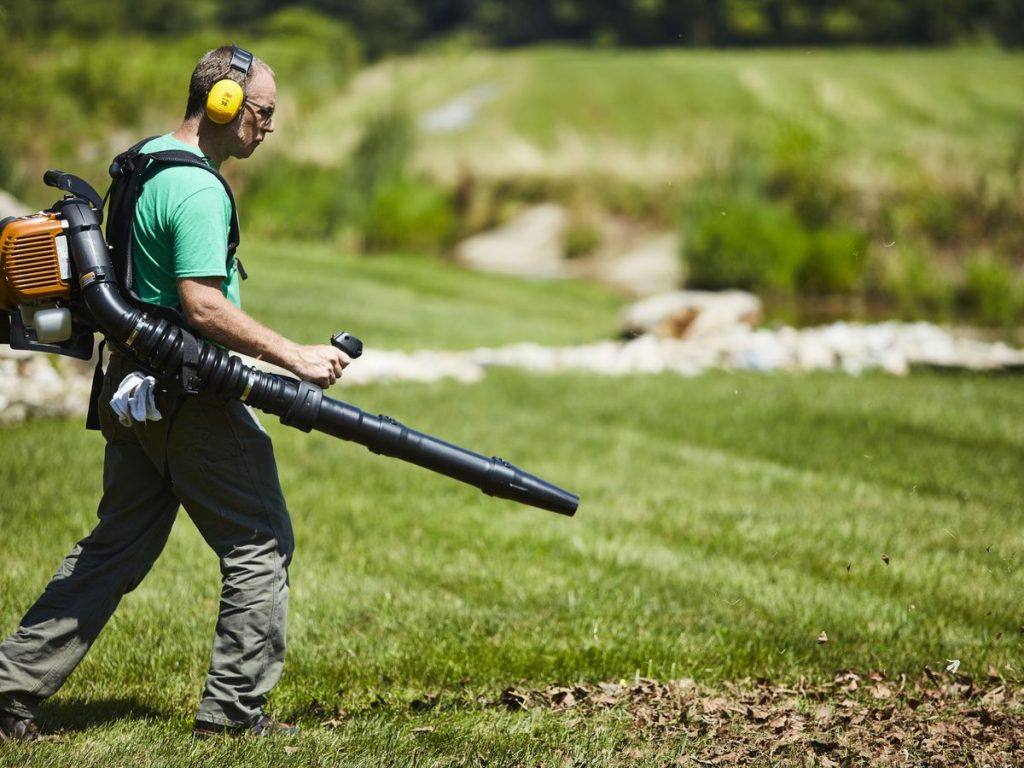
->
[141, 150, 241, 260]
[105, 136, 157, 304]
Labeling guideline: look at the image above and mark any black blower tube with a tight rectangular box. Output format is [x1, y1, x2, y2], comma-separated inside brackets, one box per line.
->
[56, 197, 578, 516]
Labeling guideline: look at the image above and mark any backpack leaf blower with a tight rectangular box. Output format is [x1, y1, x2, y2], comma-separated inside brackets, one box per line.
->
[0, 172, 579, 517]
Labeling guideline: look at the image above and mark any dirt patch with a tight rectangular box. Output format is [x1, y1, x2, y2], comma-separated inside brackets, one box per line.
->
[497, 669, 1023, 766]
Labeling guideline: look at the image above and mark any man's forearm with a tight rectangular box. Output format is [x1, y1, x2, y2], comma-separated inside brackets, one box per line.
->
[189, 297, 296, 368]
[178, 277, 300, 369]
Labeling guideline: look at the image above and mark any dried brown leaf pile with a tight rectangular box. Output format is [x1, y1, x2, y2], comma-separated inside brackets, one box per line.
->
[497, 669, 1024, 766]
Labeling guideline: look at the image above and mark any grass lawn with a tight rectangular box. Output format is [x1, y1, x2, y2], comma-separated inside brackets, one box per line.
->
[1, 368, 1022, 765]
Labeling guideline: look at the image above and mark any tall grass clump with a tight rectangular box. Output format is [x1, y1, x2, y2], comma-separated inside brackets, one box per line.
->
[866, 162, 1024, 324]
[874, 241, 956, 321]
[340, 108, 455, 253]
[362, 176, 456, 252]
[961, 252, 1021, 327]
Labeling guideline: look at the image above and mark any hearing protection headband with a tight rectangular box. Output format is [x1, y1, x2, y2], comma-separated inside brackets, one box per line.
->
[205, 45, 254, 125]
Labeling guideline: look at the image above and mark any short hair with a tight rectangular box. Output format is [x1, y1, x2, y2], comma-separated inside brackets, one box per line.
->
[184, 46, 273, 121]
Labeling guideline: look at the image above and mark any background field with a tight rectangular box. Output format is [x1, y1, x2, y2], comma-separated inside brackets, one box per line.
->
[305, 46, 1024, 182]
[6, 40, 1024, 195]
[5, 42, 1023, 328]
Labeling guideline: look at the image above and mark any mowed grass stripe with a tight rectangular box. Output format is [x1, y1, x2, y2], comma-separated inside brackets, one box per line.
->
[309, 47, 1024, 182]
[1, 370, 1022, 765]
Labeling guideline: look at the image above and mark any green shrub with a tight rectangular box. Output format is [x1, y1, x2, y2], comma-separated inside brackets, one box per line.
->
[349, 109, 415, 196]
[683, 195, 808, 292]
[333, 106, 458, 253]
[797, 226, 869, 294]
[962, 253, 1019, 326]
[681, 136, 872, 296]
[239, 159, 342, 240]
[362, 177, 455, 253]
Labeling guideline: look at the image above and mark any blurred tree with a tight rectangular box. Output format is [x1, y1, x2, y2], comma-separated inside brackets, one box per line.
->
[0, 0, 1019, 48]
[0, 0, 216, 37]
[468, 0, 558, 46]
[291, 0, 425, 56]
[248, 8, 362, 102]
[992, 0, 1024, 45]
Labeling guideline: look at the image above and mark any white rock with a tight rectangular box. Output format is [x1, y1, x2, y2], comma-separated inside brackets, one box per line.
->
[592, 233, 682, 297]
[621, 290, 762, 339]
[3, 320, 1024, 425]
[732, 329, 793, 372]
[454, 204, 569, 279]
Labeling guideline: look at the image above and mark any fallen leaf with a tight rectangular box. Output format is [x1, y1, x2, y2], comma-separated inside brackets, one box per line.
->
[817, 630, 829, 644]
[284, 746, 300, 755]
[412, 726, 435, 734]
[500, 688, 528, 710]
[946, 659, 961, 674]
[746, 706, 770, 721]
[869, 683, 893, 699]
[482, 670, 1024, 764]
[881, 553, 890, 565]
[320, 713, 349, 729]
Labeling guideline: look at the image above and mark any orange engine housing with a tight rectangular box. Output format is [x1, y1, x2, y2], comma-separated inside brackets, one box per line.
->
[0, 213, 73, 311]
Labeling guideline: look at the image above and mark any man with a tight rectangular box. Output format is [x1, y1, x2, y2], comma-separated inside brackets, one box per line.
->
[0, 45, 349, 741]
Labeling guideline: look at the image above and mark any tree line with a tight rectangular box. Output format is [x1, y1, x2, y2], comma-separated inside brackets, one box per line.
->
[4, 0, 1022, 54]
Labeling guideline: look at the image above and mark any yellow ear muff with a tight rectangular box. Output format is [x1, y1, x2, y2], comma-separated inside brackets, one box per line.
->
[206, 78, 245, 125]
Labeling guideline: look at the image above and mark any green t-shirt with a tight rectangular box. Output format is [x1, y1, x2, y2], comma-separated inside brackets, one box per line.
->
[131, 134, 241, 311]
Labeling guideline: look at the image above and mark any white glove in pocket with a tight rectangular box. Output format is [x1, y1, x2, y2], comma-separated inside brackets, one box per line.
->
[110, 372, 163, 426]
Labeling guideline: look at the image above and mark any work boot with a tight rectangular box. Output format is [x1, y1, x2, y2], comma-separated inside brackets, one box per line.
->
[0, 711, 39, 742]
[193, 712, 299, 739]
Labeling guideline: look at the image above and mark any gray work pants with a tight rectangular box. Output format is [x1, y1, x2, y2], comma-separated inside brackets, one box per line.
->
[0, 353, 294, 727]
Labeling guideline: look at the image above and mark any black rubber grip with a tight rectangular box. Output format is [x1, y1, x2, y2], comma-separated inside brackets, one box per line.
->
[331, 331, 363, 359]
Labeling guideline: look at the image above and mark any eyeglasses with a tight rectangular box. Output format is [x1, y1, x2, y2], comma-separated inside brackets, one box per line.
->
[246, 99, 275, 127]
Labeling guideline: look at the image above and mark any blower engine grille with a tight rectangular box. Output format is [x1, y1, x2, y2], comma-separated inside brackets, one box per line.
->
[0, 213, 72, 310]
